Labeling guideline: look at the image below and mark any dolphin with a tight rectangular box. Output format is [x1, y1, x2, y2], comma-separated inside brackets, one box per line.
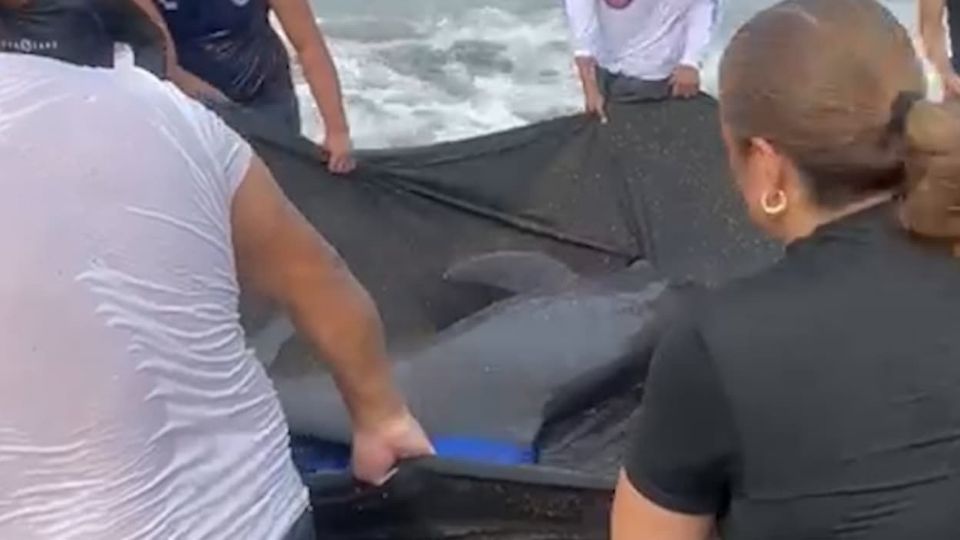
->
[254, 251, 679, 469]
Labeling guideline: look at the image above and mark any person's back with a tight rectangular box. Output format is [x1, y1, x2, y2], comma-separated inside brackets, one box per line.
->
[0, 53, 306, 538]
[698, 204, 960, 538]
[612, 1, 960, 538]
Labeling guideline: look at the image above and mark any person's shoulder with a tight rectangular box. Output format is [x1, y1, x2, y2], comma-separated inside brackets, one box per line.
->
[0, 53, 176, 107]
[685, 257, 804, 340]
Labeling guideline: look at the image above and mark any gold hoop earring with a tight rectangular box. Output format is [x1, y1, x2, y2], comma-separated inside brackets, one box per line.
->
[761, 190, 788, 216]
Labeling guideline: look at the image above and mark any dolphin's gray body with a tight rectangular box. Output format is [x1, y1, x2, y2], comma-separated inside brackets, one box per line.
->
[253, 252, 673, 457]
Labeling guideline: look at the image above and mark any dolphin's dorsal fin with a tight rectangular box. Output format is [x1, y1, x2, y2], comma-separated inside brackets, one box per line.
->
[443, 251, 578, 295]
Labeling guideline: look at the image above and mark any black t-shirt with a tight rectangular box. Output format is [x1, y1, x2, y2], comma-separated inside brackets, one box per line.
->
[625, 203, 960, 539]
[0, 0, 113, 66]
[0, 0, 165, 74]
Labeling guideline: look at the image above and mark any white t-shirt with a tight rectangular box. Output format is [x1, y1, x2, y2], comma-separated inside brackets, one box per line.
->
[0, 54, 308, 540]
[564, 0, 718, 80]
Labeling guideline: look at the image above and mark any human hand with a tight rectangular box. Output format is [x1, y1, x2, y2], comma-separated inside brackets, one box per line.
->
[323, 130, 356, 175]
[351, 407, 435, 485]
[941, 70, 960, 101]
[670, 65, 700, 99]
[584, 86, 608, 124]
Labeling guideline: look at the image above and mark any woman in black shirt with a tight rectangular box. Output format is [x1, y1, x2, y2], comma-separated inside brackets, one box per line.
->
[613, 0, 960, 538]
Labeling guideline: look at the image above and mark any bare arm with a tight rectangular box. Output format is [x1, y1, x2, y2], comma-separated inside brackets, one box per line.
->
[564, 0, 606, 121]
[669, 0, 716, 98]
[127, 0, 177, 70]
[125, 0, 229, 101]
[271, 0, 354, 172]
[920, 0, 952, 74]
[231, 156, 432, 481]
[232, 157, 401, 426]
[611, 472, 715, 540]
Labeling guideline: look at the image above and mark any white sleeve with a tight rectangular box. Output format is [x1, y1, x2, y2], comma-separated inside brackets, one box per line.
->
[191, 103, 253, 199]
[174, 94, 254, 200]
[680, 0, 718, 69]
[564, 0, 601, 58]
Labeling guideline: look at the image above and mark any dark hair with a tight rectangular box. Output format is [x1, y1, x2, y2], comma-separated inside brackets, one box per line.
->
[720, 0, 960, 240]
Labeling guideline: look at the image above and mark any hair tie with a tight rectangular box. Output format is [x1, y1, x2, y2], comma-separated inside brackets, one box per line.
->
[889, 91, 923, 135]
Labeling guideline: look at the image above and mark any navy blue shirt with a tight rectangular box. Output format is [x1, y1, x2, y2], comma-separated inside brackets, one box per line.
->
[155, 0, 294, 106]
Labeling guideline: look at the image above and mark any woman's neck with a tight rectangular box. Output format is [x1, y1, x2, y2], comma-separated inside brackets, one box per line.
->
[784, 192, 894, 243]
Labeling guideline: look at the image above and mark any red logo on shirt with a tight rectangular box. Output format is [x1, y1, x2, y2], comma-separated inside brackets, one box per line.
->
[603, 0, 634, 8]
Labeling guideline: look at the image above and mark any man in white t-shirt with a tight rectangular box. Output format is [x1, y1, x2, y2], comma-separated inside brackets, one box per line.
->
[564, 0, 718, 121]
[0, 53, 432, 540]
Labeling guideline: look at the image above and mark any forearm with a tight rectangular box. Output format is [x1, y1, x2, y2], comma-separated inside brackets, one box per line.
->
[680, 0, 716, 68]
[299, 43, 351, 138]
[282, 250, 403, 427]
[920, 0, 954, 76]
[127, 0, 178, 71]
[922, 23, 953, 76]
[575, 55, 601, 97]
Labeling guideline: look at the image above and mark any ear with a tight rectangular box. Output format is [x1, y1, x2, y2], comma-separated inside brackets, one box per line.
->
[746, 137, 788, 192]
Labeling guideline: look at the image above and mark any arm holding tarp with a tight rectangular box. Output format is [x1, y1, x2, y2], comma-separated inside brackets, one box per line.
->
[564, 0, 608, 123]
[271, 0, 356, 174]
[671, 0, 717, 99]
[232, 156, 434, 484]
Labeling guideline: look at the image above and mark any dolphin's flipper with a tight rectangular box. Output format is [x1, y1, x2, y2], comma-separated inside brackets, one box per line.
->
[443, 251, 579, 295]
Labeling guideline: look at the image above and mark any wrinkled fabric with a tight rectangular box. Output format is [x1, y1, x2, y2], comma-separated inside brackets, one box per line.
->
[0, 54, 307, 540]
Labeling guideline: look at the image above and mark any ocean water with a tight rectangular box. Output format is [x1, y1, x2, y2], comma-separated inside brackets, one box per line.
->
[299, 0, 923, 149]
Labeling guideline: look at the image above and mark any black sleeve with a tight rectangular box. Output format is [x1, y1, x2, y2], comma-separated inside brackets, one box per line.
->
[623, 312, 737, 515]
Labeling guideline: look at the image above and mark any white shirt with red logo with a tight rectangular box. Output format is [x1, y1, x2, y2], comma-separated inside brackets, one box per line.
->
[564, 0, 718, 80]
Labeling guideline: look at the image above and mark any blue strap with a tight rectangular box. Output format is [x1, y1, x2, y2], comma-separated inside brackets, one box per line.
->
[291, 436, 536, 474]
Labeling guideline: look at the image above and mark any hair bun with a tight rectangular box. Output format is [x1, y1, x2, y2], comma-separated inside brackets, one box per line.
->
[901, 100, 960, 240]
[904, 100, 960, 154]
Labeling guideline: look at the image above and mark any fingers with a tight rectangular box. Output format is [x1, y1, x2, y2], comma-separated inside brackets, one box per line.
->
[588, 102, 608, 124]
[321, 145, 357, 175]
[671, 81, 698, 99]
[327, 154, 356, 175]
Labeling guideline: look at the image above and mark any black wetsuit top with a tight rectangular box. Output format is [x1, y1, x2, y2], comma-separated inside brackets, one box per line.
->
[0, 0, 113, 66]
[154, 0, 298, 125]
[0, 0, 165, 74]
[625, 203, 960, 539]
